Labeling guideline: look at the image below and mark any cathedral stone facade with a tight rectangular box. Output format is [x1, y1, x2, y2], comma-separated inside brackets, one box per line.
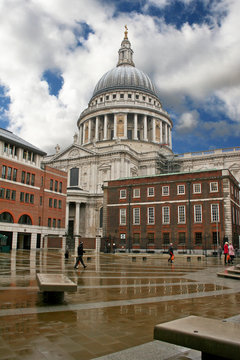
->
[43, 29, 240, 250]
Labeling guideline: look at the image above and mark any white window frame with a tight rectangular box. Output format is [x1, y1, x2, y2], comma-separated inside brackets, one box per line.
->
[133, 207, 140, 225]
[162, 186, 169, 196]
[120, 208, 126, 225]
[162, 206, 170, 224]
[178, 205, 186, 223]
[133, 188, 140, 198]
[177, 185, 185, 195]
[210, 182, 218, 192]
[211, 204, 219, 223]
[147, 187, 154, 197]
[120, 189, 126, 199]
[194, 204, 202, 223]
[193, 183, 201, 194]
[148, 207, 155, 224]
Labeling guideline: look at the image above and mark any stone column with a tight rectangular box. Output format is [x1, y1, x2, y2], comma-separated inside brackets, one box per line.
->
[124, 113, 127, 139]
[134, 113, 138, 140]
[31, 233, 37, 249]
[152, 117, 156, 142]
[88, 119, 92, 143]
[160, 121, 163, 144]
[143, 115, 148, 141]
[65, 202, 69, 229]
[103, 114, 108, 140]
[79, 125, 83, 145]
[169, 127, 172, 149]
[12, 231, 18, 250]
[113, 114, 117, 139]
[75, 202, 80, 236]
[95, 116, 99, 142]
[83, 122, 86, 145]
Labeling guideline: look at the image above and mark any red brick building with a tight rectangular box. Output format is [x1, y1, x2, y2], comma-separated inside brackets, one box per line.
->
[103, 169, 240, 254]
[0, 128, 67, 250]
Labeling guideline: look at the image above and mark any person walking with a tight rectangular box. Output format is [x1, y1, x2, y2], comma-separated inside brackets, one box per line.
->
[217, 245, 222, 259]
[168, 243, 174, 263]
[224, 242, 229, 264]
[74, 241, 87, 269]
[228, 243, 235, 264]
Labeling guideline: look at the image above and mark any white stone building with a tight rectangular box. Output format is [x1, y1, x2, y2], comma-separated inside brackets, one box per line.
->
[44, 29, 240, 249]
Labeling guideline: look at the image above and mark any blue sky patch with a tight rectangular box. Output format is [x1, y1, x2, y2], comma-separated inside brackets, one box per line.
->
[41, 70, 64, 97]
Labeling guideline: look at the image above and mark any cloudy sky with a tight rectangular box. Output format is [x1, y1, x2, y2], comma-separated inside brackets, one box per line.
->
[0, 0, 239, 155]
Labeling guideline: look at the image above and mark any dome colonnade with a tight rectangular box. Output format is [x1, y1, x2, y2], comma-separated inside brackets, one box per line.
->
[77, 28, 172, 149]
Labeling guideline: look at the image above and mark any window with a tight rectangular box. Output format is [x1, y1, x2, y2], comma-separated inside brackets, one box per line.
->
[120, 189, 126, 199]
[13, 168, 17, 181]
[163, 233, 170, 244]
[177, 185, 185, 195]
[162, 206, 170, 224]
[30, 194, 34, 204]
[57, 219, 61, 228]
[178, 205, 186, 223]
[59, 182, 62, 193]
[148, 233, 154, 243]
[143, 96, 146, 100]
[148, 207, 155, 224]
[0, 188, 5, 198]
[120, 208, 126, 225]
[193, 183, 201, 193]
[40, 196, 42, 205]
[133, 208, 140, 225]
[50, 179, 53, 190]
[2, 165, 7, 179]
[162, 186, 169, 196]
[211, 204, 219, 222]
[120, 93, 124, 98]
[194, 204, 202, 223]
[6, 189, 10, 199]
[7, 167, 12, 180]
[70, 168, 79, 187]
[178, 232, 186, 244]
[59, 200, 62, 209]
[31, 174, 35, 186]
[25, 193, 29, 203]
[210, 182, 218, 192]
[21, 171, 25, 183]
[23, 149, 27, 159]
[112, 94, 116, 99]
[52, 219, 56, 228]
[195, 232, 202, 245]
[0, 212, 13, 223]
[133, 188, 140, 198]
[26, 172, 30, 185]
[38, 217, 41, 226]
[54, 199, 57, 208]
[48, 218, 51, 227]
[20, 192, 24, 202]
[49, 198, 52, 208]
[147, 187, 154, 197]
[212, 232, 219, 245]
[54, 180, 58, 192]
[106, 95, 109, 100]
[136, 94, 139, 99]
[133, 233, 140, 243]
[18, 214, 32, 225]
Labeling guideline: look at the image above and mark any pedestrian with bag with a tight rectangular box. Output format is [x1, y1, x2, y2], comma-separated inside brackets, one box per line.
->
[224, 241, 229, 264]
[168, 243, 174, 263]
[74, 240, 87, 269]
[228, 243, 235, 264]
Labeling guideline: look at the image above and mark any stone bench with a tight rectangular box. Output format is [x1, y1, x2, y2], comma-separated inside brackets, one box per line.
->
[154, 315, 240, 360]
[36, 273, 77, 303]
[183, 254, 205, 262]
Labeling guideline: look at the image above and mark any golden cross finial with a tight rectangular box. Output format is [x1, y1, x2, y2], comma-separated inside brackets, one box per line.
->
[124, 25, 128, 39]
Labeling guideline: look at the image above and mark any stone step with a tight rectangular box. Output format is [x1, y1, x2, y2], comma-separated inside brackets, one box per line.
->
[217, 268, 240, 280]
[227, 266, 240, 274]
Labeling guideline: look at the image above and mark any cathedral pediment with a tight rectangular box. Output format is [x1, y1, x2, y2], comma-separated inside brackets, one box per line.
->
[49, 144, 96, 161]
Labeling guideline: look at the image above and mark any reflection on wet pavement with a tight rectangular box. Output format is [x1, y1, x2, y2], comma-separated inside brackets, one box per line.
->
[0, 250, 239, 359]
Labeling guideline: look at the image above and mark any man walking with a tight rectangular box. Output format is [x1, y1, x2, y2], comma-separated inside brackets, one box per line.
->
[168, 243, 174, 263]
[74, 240, 87, 269]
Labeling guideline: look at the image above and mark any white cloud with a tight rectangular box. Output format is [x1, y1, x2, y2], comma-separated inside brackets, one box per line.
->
[0, 0, 239, 154]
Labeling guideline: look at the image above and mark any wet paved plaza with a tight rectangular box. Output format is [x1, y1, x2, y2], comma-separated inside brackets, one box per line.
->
[0, 250, 240, 359]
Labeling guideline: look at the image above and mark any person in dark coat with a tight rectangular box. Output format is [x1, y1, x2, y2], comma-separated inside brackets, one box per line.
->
[168, 243, 174, 263]
[74, 241, 87, 269]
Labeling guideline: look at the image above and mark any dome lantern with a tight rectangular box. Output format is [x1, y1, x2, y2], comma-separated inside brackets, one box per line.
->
[117, 25, 135, 67]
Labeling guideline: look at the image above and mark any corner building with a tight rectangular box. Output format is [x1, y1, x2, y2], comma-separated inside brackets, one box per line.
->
[103, 169, 240, 253]
[0, 128, 67, 250]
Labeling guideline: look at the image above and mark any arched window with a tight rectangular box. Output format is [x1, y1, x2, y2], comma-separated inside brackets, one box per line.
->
[0, 212, 14, 223]
[99, 207, 103, 228]
[18, 215, 32, 225]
